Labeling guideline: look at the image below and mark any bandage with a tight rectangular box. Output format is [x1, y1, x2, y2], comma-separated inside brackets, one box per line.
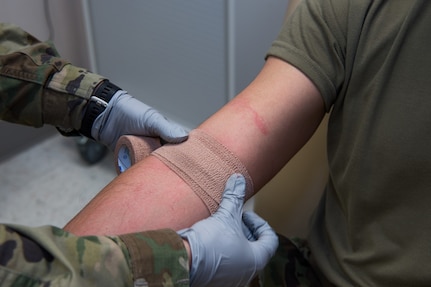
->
[114, 135, 161, 174]
[152, 129, 254, 213]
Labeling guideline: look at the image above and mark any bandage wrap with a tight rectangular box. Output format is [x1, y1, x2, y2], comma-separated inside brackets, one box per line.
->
[152, 129, 254, 213]
[115, 135, 161, 174]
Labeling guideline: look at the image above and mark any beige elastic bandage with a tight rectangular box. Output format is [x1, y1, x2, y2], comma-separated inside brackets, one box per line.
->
[115, 135, 161, 174]
[152, 129, 254, 213]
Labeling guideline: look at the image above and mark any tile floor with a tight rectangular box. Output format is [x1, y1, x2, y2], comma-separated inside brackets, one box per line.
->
[0, 135, 116, 228]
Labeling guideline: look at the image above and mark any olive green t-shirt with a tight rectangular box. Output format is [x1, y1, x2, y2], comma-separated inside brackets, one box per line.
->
[267, 0, 431, 286]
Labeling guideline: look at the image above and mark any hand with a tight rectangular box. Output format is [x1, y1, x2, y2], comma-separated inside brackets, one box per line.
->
[91, 91, 188, 150]
[178, 174, 278, 287]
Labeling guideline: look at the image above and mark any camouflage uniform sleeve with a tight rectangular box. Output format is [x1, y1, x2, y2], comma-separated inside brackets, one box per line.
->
[0, 224, 190, 287]
[0, 23, 105, 132]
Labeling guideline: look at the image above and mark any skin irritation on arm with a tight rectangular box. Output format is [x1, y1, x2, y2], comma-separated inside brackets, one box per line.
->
[64, 57, 325, 236]
[199, 57, 325, 191]
[231, 97, 270, 136]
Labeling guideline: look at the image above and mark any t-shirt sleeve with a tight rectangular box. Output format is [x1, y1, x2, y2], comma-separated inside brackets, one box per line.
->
[266, 0, 349, 111]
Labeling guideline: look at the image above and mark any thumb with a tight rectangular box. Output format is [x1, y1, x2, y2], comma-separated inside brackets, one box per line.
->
[148, 111, 189, 143]
[216, 174, 246, 218]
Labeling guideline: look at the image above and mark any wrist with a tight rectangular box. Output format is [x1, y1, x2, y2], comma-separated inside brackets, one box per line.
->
[79, 80, 121, 139]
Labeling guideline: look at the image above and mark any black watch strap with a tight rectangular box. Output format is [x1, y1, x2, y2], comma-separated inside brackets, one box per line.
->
[79, 80, 121, 139]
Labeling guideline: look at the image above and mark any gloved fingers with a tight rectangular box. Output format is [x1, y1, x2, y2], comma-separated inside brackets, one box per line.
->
[242, 211, 279, 267]
[242, 211, 277, 243]
[144, 109, 189, 143]
[242, 221, 257, 241]
[216, 174, 246, 219]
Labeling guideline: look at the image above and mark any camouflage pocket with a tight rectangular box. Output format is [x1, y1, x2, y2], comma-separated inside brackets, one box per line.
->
[249, 234, 324, 287]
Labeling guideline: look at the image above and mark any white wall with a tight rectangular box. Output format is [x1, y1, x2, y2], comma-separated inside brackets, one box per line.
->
[1, 1, 90, 67]
[231, 0, 289, 95]
[87, 0, 289, 129]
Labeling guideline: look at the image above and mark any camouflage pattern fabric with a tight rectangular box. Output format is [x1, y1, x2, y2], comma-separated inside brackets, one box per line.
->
[0, 23, 105, 131]
[249, 234, 328, 287]
[0, 23, 190, 286]
[0, 225, 189, 287]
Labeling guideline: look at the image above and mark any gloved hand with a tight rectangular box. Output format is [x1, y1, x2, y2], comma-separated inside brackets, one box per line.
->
[179, 174, 278, 287]
[91, 91, 188, 150]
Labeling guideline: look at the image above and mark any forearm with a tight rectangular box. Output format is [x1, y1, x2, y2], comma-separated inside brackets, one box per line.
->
[65, 58, 325, 236]
[64, 155, 210, 235]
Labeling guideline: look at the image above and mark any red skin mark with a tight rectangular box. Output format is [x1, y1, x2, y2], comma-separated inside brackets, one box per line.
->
[251, 107, 268, 135]
[232, 97, 269, 135]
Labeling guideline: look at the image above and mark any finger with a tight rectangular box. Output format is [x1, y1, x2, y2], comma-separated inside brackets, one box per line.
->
[242, 211, 278, 267]
[242, 221, 257, 241]
[149, 112, 189, 143]
[215, 174, 246, 218]
[160, 125, 189, 143]
[242, 212, 276, 241]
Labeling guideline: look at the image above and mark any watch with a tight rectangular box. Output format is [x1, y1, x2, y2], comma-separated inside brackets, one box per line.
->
[79, 80, 121, 139]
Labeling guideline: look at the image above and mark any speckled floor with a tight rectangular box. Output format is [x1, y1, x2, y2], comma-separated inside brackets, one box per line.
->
[0, 135, 116, 228]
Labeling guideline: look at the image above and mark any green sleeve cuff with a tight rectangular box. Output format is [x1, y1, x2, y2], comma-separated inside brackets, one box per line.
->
[119, 229, 190, 287]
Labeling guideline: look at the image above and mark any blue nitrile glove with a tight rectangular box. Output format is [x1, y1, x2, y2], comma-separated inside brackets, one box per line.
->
[92, 91, 188, 150]
[178, 174, 278, 287]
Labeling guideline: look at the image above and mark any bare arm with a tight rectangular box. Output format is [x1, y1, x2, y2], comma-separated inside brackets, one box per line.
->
[64, 57, 325, 235]
[199, 57, 325, 190]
